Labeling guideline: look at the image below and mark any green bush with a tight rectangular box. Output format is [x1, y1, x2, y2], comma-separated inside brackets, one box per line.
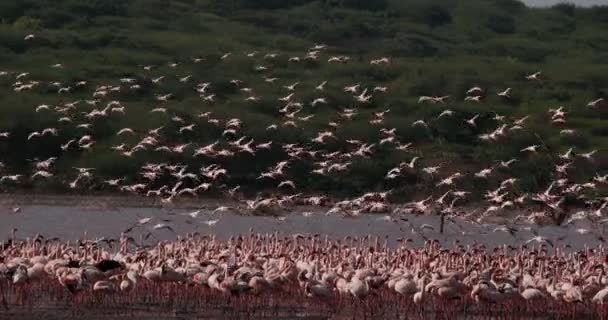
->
[0, 0, 605, 198]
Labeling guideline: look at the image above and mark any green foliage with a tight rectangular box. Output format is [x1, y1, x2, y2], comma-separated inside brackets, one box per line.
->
[0, 0, 606, 199]
[12, 16, 41, 30]
[419, 4, 453, 28]
[552, 3, 576, 16]
[485, 14, 515, 34]
[337, 0, 388, 11]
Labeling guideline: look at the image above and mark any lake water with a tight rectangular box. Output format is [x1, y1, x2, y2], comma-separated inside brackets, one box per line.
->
[0, 205, 602, 250]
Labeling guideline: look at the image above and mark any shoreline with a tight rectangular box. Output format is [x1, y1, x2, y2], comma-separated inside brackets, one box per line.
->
[0, 192, 584, 227]
[0, 193, 325, 215]
[0, 193, 238, 210]
[0, 192, 476, 213]
[0, 193, 602, 251]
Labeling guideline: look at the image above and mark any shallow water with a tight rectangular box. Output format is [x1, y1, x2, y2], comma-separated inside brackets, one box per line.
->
[0, 205, 603, 250]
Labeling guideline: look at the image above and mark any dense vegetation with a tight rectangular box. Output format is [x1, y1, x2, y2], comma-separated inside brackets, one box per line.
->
[0, 0, 606, 199]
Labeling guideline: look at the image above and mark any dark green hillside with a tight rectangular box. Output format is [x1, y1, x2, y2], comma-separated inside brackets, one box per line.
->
[0, 0, 606, 199]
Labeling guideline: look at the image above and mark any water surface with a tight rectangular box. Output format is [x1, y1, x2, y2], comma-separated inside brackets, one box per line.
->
[0, 205, 601, 250]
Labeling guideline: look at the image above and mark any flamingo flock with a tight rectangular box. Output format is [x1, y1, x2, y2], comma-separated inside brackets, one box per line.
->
[0, 36, 607, 318]
[0, 40, 605, 226]
[2, 232, 608, 319]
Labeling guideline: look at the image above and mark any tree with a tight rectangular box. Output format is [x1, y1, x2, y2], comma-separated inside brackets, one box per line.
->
[12, 16, 41, 30]
[552, 3, 576, 17]
[419, 4, 452, 28]
[329, 0, 389, 11]
[66, 0, 128, 17]
[485, 14, 515, 34]
[0, 1, 37, 23]
[494, 0, 526, 13]
[236, 0, 314, 10]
